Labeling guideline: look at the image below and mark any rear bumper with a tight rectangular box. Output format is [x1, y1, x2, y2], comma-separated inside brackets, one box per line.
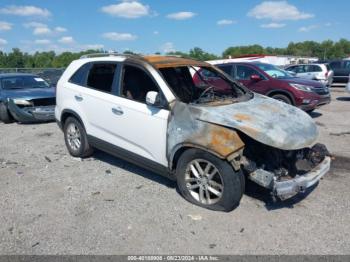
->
[7, 99, 55, 123]
[273, 156, 331, 200]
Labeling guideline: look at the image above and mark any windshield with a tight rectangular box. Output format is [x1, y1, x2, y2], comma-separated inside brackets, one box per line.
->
[1, 76, 50, 90]
[159, 66, 250, 105]
[255, 64, 294, 79]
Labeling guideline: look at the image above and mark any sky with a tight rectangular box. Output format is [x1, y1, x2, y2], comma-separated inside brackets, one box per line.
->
[0, 0, 349, 55]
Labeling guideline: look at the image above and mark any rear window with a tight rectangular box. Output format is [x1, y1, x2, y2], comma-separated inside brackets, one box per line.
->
[330, 61, 341, 69]
[86, 63, 117, 93]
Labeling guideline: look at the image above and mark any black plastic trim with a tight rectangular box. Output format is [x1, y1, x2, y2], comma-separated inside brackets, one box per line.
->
[87, 135, 175, 180]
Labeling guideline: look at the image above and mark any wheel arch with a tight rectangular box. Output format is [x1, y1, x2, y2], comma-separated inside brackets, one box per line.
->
[266, 89, 295, 105]
[169, 143, 230, 171]
[61, 109, 85, 128]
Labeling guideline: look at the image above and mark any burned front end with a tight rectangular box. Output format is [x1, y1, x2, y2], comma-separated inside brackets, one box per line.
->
[239, 133, 331, 200]
[170, 93, 331, 201]
[7, 97, 56, 123]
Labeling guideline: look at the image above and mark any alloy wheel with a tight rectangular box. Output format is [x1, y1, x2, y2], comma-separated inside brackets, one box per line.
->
[184, 159, 224, 205]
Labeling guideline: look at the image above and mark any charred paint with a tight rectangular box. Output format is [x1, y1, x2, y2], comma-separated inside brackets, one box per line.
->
[144, 55, 210, 69]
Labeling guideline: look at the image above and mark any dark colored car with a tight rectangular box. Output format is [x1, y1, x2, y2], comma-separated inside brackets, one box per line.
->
[204, 62, 331, 112]
[0, 73, 56, 123]
[329, 60, 350, 84]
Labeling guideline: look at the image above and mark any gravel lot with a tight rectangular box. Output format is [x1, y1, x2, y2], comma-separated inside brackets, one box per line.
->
[0, 88, 349, 255]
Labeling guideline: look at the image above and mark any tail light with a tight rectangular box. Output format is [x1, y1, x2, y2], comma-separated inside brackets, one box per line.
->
[325, 71, 328, 78]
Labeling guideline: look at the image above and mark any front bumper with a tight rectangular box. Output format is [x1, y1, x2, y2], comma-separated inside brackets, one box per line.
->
[7, 99, 55, 123]
[273, 156, 331, 200]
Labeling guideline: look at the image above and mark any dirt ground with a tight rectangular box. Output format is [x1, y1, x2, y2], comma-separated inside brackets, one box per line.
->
[0, 88, 349, 255]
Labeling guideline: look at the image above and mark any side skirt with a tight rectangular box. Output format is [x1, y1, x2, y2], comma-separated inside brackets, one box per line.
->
[87, 135, 176, 181]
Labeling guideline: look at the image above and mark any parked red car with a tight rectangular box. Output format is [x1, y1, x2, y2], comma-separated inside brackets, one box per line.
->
[199, 62, 331, 112]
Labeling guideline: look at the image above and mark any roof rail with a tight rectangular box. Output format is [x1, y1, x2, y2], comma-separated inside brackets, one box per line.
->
[80, 52, 146, 60]
[80, 52, 120, 59]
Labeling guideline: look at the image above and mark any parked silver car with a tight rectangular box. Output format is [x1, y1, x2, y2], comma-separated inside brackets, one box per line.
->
[285, 63, 333, 86]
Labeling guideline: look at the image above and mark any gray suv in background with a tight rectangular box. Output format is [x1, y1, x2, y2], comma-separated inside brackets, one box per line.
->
[285, 63, 333, 86]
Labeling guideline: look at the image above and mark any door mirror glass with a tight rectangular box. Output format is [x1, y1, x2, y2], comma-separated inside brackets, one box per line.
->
[250, 74, 261, 81]
[146, 91, 160, 106]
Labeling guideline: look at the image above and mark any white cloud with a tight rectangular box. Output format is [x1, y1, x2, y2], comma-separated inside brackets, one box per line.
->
[58, 36, 75, 44]
[55, 26, 67, 32]
[0, 21, 12, 31]
[153, 31, 159, 35]
[0, 5, 51, 17]
[217, 19, 236, 26]
[23, 22, 47, 28]
[260, 23, 286, 28]
[101, 1, 150, 18]
[84, 44, 104, 50]
[298, 25, 318, 32]
[0, 38, 7, 45]
[166, 12, 196, 20]
[161, 42, 175, 53]
[102, 32, 138, 41]
[35, 39, 51, 45]
[24, 22, 67, 36]
[33, 26, 51, 35]
[248, 1, 313, 21]
[325, 22, 332, 27]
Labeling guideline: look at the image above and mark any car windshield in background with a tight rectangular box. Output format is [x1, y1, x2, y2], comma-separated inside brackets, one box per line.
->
[256, 64, 294, 79]
[1, 76, 50, 90]
[159, 66, 247, 105]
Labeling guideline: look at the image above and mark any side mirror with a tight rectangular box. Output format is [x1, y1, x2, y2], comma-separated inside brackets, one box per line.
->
[250, 74, 261, 81]
[289, 71, 297, 76]
[146, 91, 160, 106]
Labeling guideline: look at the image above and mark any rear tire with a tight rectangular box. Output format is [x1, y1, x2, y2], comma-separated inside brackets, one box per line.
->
[271, 94, 292, 105]
[63, 117, 94, 158]
[0, 103, 13, 124]
[176, 149, 244, 212]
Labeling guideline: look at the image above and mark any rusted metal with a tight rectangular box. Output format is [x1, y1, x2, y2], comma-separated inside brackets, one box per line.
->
[144, 55, 211, 69]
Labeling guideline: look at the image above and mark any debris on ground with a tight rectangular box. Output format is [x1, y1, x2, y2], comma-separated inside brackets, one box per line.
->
[44, 156, 52, 163]
[209, 244, 216, 249]
[105, 169, 112, 176]
[92, 191, 100, 196]
[188, 214, 202, 221]
[32, 242, 40, 248]
[330, 131, 350, 136]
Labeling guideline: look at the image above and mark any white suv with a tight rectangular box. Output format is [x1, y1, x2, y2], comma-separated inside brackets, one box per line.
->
[285, 63, 334, 86]
[55, 54, 331, 211]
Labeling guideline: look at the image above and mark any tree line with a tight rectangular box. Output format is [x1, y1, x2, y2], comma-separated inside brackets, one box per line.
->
[1, 39, 350, 68]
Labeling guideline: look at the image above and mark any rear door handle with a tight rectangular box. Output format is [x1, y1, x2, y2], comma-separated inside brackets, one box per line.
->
[74, 95, 83, 101]
[112, 107, 123, 115]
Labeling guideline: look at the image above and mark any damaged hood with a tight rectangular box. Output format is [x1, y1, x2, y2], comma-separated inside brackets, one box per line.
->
[2, 87, 55, 100]
[191, 94, 318, 150]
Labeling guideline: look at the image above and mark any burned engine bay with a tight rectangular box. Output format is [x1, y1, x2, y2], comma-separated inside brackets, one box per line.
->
[239, 132, 330, 199]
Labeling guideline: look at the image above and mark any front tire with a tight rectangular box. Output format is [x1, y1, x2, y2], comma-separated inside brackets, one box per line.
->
[271, 94, 292, 105]
[176, 149, 244, 212]
[63, 117, 94, 158]
[0, 103, 13, 124]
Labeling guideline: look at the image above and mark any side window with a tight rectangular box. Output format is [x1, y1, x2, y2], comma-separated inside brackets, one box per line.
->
[307, 65, 322, 72]
[218, 65, 233, 75]
[236, 65, 261, 80]
[69, 63, 90, 86]
[330, 61, 341, 69]
[296, 65, 305, 73]
[121, 65, 159, 104]
[344, 61, 350, 69]
[86, 63, 117, 93]
[2, 77, 24, 89]
[286, 66, 296, 72]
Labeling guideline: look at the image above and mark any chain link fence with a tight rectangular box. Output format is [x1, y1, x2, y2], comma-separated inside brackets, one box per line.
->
[0, 68, 65, 86]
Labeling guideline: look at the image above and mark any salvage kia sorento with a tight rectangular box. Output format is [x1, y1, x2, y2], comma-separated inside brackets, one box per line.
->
[55, 54, 331, 211]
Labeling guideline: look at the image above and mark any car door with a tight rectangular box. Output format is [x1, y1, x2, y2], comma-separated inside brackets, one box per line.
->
[89, 63, 169, 167]
[233, 65, 267, 93]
